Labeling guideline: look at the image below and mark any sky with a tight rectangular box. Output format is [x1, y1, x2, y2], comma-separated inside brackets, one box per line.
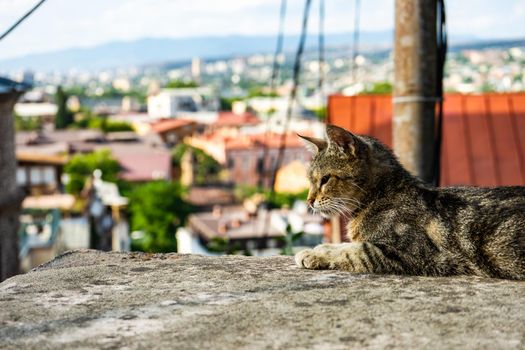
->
[0, 0, 524, 60]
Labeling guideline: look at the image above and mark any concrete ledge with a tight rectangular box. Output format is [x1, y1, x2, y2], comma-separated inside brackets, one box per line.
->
[1, 250, 524, 349]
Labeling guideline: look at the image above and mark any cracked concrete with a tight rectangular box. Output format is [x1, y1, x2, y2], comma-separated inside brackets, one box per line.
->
[0, 249, 524, 349]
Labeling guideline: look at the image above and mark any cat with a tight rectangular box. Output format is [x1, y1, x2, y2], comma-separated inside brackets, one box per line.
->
[295, 124, 525, 280]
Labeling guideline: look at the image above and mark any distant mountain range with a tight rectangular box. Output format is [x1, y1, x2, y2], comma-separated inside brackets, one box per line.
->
[0, 31, 520, 73]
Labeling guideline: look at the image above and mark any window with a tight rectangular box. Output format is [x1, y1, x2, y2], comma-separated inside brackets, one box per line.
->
[30, 167, 42, 185]
[17, 167, 27, 185]
[42, 167, 55, 185]
[241, 156, 249, 171]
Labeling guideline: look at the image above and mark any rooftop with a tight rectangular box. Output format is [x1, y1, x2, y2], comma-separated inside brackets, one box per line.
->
[215, 111, 260, 127]
[225, 132, 305, 150]
[328, 92, 525, 187]
[150, 118, 196, 134]
[15, 130, 172, 182]
[0, 250, 523, 349]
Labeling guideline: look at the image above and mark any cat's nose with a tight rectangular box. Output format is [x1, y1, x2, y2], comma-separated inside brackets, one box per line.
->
[306, 198, 315, 207]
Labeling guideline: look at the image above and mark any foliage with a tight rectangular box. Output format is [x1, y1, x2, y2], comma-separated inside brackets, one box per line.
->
[63, 150, 120, 195]
[128, 181, 193, 253]
[219, 96, 242, 111]
[207, 237, 242, 254]
[70, 107, 133, 132]
[172, 144, 221, 185]
[310, 106, 327, 121]
[234, 185, 308, 209]
[14, 113, 41, 131]
[360, 81, 393, 95]
[65, 86, 147, 105]
[269, 189, 308, 209]
[480, 82, 497, 92]
[64, 85, 87, 96]
[54, 86, 74, 129]
[165, 80, 199, 89]
[233, 184, 263, 202]
[88, 117, 134, 132]
[276, 224, 304, 256]
[247, 87, 278, 98]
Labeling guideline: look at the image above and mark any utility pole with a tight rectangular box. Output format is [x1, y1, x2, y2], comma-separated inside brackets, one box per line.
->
[0, 78, 28, 281]
[393, 0, 437, 184]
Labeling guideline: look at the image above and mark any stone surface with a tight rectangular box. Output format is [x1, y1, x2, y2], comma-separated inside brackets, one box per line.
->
[0, 250, 524, 349]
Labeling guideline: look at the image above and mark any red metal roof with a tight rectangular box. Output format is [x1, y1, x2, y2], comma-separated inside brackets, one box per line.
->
[328, 93, 525, 187]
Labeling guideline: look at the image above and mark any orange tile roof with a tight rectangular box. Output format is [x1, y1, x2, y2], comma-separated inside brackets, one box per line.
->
[225, 132, 304, 150]
[328, 93, 525, 187]
[216, 112, 260, 126]
[150, 118, 195, 134]
[16, 152, 68, 165]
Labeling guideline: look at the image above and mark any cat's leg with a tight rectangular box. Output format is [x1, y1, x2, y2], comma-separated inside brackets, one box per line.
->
[295, 242, 402, 274]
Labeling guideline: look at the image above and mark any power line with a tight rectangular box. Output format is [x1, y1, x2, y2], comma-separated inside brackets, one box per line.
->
[260, 0, 311, 244]
[269, 0, 312, 196]
[0, 0, 48, 42]
[259, 0, 288, 188]
[269, 0, 288, 94]
[318, 0, 325, 107]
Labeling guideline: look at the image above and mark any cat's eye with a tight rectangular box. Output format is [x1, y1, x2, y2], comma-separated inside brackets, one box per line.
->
[320, 174, 331, 187]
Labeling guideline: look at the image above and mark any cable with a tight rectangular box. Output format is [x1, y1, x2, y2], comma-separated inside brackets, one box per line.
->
[259, 0, 288, 188]
[318, 0, 325, 107]
[269, 0, 312, 197]
[269, 0, 288, 95]
[258, 0, 311, 246]
[433, 0, 447, 186]
[0, 0, 48, 42]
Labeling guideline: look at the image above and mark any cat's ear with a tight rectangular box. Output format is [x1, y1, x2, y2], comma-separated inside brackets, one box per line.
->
[326, 124, 361, 157]
[297, 134, 327, 154]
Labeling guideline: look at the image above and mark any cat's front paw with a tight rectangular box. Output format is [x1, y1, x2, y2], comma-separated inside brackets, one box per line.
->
[295, 249, 329, 270]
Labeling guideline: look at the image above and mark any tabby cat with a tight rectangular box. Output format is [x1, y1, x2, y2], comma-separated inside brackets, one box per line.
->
[295, 125, 525, 280]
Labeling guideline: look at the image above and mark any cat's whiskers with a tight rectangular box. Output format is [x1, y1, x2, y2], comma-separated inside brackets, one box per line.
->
[336, 197, 364, 210]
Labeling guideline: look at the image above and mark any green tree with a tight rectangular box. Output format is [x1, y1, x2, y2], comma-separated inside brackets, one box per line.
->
[172, 144, 221, 185]
[54, 86, 74, 129]
[64, 150, 120, 195]
[247, 87, 278, 98]
[310, 106, 327, 121]
[14, 113, 41, 131]
[219, 96, 242, 111]
[360, 81, 393, 95]
[276, 224, 304, 256]
[128, 181, 193, 252]
[165, 80, 199, 88]
[234, 185, 308, 209]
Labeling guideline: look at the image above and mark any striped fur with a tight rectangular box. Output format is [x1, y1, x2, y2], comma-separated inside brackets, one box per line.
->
[295, 125, 525, 280]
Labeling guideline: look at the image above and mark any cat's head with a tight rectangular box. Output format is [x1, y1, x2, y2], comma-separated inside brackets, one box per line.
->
[298, 125, 383, 218]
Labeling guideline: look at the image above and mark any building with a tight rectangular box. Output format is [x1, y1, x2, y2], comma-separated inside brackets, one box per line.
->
[147, 87, 218, 118]
[178, 201, 324, 256]
[187, 132, 311, 188]
[225, 133, 311, 188]
[15, 130, 173, 183]
[149, 118, 200, 146]
[16, 152, 67, 195]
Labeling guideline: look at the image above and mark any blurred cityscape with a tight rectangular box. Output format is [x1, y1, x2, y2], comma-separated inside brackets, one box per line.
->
[1, 0, 524, 273]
